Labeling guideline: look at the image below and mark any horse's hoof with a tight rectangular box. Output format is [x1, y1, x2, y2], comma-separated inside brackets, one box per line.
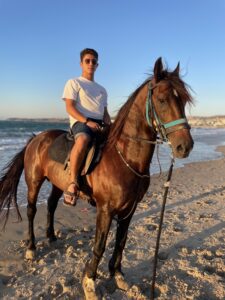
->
[82, 274, 100, 300]
[48, 235, 57, 243]
[25, 249, 36, 260]
[114, 272, 129, 291]
[46, 229, 57, 241]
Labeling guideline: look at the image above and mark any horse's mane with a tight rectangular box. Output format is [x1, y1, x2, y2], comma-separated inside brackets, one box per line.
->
[163, 70, 194, 106]
[107, 79, 150, 147]
[107, 69, 193, 147]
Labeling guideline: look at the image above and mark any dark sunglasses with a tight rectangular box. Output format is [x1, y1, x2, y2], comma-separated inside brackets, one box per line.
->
[84, 58, 98, 65]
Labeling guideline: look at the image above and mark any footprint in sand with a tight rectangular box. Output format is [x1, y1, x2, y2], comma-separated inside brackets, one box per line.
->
[204, 199, 214, 205]
[215, 248, 225, 258]
[177, 246, 192, 256]
[173, 223, 184, 232]
[198, 213, 214, 219]
[158, 251, 169, 260]
[203, 265, 216, 275]
[146, 224, 157, 231]
[216, 270, 225, 278]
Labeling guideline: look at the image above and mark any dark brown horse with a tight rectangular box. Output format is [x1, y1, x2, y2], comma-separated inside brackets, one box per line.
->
[0, 58, 193, 299]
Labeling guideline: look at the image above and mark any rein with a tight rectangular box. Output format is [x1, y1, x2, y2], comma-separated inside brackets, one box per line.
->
[115, 145, 150, 178]
[150, 156, 175, 300]
[121, 133, 163, 145]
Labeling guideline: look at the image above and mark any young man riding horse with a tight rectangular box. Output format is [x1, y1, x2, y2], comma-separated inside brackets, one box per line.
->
[62, 48, 111, 206]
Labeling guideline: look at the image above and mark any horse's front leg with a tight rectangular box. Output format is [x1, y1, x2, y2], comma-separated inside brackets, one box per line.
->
[108, 213, 134, 291]
[82, 207, 112, 300]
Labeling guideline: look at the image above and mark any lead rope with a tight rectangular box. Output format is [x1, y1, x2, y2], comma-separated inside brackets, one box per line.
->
[151, 155, 175, 299]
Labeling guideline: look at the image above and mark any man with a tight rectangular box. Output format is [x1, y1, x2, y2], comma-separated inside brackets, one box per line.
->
[62, 48, 111, 206]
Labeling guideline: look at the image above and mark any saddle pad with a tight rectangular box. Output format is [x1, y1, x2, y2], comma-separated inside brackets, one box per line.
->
[48, 132, 74, 165]
[48, 131, 101, 175]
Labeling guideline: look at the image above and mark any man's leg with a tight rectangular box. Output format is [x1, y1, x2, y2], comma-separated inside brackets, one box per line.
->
[70, 134, 91, 183]
[64, 134, 91, 205]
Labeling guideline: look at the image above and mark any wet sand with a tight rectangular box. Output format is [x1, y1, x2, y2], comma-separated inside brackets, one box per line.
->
[0, 147, 225, 299]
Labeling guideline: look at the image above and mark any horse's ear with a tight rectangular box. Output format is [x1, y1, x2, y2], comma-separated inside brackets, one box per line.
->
[173, 62, 180, 75]
[154, 57, 163, 82]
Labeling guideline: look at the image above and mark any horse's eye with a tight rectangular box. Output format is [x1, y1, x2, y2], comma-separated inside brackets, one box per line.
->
[158, 98, 166, 104]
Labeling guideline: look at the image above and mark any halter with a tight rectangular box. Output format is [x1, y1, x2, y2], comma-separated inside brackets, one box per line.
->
[146, 81, 190, 141]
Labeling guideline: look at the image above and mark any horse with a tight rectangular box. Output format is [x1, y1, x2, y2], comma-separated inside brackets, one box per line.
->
[0, 57, 194, 299]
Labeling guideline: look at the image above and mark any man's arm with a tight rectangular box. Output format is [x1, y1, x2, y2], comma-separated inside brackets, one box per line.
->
[65, 99, 87, 123]
[65, 98, 101, 131]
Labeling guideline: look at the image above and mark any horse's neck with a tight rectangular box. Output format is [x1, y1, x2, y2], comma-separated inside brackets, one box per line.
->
[117, 93, 156, 174]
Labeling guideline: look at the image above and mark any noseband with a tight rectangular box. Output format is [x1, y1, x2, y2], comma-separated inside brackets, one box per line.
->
[145, 81, 190, 141]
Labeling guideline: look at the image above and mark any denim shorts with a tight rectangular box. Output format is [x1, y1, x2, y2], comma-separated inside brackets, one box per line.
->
[71, 118, 103, 140]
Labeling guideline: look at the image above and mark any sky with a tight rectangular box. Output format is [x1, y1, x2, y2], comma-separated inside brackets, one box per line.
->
[0, 0, 225, 119]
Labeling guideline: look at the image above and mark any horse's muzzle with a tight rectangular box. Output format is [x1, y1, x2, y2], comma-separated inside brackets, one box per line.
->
[170, 130, 194, 159]
[175, 140, 194, 158]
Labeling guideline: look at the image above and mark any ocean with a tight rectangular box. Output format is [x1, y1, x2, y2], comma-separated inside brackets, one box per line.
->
[1, 120, 225, 207]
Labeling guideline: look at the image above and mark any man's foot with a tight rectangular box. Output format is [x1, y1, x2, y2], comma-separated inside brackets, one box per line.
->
[63, 182, 79, 206]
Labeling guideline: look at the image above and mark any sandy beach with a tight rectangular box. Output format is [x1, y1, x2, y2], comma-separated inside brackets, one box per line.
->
[0, 147, 225, 299]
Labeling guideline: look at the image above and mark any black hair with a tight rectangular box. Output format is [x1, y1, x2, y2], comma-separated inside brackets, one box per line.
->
[80, 48, 98, 61]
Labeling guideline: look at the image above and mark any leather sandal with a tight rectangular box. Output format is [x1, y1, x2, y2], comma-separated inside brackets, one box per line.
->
[63, 182, 79, 206]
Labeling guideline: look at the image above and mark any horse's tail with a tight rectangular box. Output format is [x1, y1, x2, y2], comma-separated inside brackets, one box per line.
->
[0, 136, 35, 229]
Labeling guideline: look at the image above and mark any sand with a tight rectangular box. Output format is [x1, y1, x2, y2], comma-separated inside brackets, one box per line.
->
[0, 147, 225, 299]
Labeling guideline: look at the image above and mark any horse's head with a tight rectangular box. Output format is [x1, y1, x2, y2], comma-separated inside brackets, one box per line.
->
[149, 57, 194, 158]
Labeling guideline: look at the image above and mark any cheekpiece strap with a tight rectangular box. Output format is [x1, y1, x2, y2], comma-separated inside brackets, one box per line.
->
[145, 81, 153, 127]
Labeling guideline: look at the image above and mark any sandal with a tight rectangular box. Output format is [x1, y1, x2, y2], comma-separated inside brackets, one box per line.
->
[63, 182, 79, 206]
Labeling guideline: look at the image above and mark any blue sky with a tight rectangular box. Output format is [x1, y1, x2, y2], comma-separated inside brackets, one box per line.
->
[0, 0, 224, 119]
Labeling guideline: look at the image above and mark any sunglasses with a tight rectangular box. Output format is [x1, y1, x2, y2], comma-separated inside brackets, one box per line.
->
[84, 58, 98, 65]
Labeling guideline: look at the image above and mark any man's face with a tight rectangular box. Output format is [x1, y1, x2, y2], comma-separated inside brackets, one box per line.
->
[80, 54, 98, 75]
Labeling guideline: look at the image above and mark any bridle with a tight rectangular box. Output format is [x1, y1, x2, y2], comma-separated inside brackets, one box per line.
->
[145, 81, 190, 142]
[115, 80, 191, 178]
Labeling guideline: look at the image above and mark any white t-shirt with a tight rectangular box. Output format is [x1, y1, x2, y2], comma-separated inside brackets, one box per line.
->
[62, 76, 108, 127]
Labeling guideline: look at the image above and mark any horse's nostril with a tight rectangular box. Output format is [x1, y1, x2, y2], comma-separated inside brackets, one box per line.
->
[176, 143, 191, 156]
[177, 144, 184, 153]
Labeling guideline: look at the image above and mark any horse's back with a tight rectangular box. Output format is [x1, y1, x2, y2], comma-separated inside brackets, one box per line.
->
[24, 130, 67, 183]
[25, 129, 66, 156]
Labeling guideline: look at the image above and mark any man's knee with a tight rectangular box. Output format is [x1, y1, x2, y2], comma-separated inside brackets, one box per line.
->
[75, 134, 91, 148]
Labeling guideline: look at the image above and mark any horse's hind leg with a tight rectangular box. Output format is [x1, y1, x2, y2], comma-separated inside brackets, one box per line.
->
[25, 178, 44, 259]
[46, 185, 62, 242]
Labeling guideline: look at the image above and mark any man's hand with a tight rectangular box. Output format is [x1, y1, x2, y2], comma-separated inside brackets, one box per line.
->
[86, 120, 102, 132]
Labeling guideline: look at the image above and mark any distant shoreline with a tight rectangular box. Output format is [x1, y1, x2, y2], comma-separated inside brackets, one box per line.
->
[188, 115, 225, 128]
[3, 116, 225, 128]
[5, 118, 68, 123]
